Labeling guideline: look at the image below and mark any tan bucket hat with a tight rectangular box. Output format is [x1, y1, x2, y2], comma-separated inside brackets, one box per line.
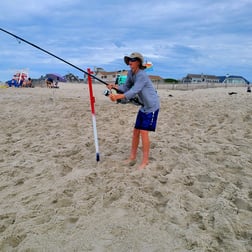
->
[124, 52, 146, 69]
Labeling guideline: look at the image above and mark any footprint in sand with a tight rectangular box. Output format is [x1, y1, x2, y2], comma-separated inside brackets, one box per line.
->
[51, 195, 73, 208]
[0, 213, 16, 234]
[248, 191, 252, 199]
[3, 233, 27, 249]
[102, 188, 122, 207]
[189, 211, 206, 230]
[232, 197, 252, 212]
[60, 164, 73, 176]
[152, 189, 170, 213]
[63, 216, 79, 229]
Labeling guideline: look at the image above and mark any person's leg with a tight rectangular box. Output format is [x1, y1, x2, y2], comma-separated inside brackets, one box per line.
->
[138, 130, 150, 170]
[123, 128, 140, 165]
[124, 109, 158, 169]
[130, 128, 140, 160]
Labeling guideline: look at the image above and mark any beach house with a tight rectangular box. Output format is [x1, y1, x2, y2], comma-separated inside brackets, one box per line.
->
[182, 74, 219, 83]
[94, 70, 128, 83]
[182, 73, 249, 84]
[94, 69, 163, 84]
[218, 75, 249, 84]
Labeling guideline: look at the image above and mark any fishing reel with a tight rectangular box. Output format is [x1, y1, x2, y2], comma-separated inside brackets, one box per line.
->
[103, 88, 126, 104]
[103, 88, 118, 97]
[103, 89, 110, 96]
[103, 88, 143, 106]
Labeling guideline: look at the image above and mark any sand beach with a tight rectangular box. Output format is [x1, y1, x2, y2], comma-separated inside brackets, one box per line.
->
[0, 83, 251, 251]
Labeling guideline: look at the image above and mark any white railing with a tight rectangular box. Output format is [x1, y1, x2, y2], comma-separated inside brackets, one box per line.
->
[154, 82, 248, 91]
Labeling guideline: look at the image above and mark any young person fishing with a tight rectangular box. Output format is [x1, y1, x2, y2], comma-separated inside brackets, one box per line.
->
[107, 52, 160, 170]
[0, 29, 159, 165]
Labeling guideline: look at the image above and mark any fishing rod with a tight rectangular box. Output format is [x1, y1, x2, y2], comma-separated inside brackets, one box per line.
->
[0, 27, 104, 162]
[0, 28, 143, 106]
[0, 27, 109, 85]
[0, 27, 143, 106]
[1, 28, 143, 163]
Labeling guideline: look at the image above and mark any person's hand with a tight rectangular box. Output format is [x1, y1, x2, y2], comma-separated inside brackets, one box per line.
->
[109, 93, 125, 102]
[109, 93, 117, 102]
[106, 84, 113, 90]
[107, 84, 118, 90]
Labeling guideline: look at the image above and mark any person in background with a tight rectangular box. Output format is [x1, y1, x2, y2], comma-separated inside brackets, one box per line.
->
[53, 77, 59, 88]
[107, 52, 160, 170]
[46, 77, 53, 88]
[22, 77, 32, 87]
[247, 82, 251, 93]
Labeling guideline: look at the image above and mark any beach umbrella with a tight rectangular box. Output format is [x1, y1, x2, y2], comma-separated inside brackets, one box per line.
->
[46, 73, 66, 82]
[14, 71, 28, 87]
[14, 72, 28, 80]
[144, 61, 153, 72]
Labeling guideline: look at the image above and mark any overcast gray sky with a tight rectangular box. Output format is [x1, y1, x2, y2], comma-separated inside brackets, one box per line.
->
[1, 0, 252, 81]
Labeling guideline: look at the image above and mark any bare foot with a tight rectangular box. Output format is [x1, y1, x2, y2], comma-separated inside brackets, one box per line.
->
[138, 162, 148, 170]
[122, 159, 136, 166]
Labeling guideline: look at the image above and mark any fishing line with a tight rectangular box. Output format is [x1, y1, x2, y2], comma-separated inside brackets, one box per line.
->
[0, 27, 144, 162]
[0, 27, 104, 162]
[0, 28, 143, 106]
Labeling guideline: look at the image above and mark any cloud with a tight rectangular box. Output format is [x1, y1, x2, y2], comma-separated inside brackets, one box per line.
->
[1, 0, 252, 81]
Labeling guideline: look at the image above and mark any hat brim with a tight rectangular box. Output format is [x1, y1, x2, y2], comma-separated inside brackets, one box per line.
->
[124, 56, 131, 65]
[124, 56, 146, 69]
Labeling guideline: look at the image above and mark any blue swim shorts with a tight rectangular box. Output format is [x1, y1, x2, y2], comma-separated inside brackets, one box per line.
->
[134, 109, 159, 131]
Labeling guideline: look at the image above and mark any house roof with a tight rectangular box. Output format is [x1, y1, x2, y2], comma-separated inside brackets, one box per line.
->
[186, 74, 219, 79]
[96, 70, 162, 80]
[218, 75, 250, 84]
[148, 75, 163, 81]
[96, 70, 128, 76]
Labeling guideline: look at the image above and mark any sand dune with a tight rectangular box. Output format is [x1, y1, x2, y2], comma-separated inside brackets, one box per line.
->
[0, 84, 251, 251]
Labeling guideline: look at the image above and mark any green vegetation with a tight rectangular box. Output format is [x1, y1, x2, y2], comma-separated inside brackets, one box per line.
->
[163, 78, 178, 83]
